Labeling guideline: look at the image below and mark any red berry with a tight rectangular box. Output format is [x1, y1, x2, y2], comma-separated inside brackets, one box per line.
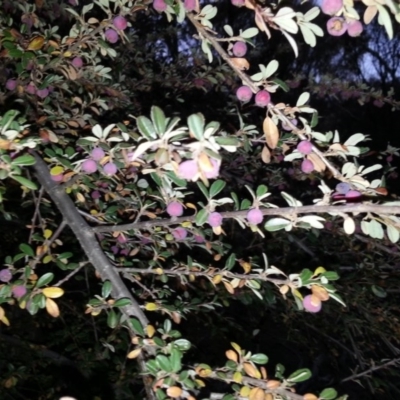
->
[36, 88, 49, 99]
[12, 285, 27, 298]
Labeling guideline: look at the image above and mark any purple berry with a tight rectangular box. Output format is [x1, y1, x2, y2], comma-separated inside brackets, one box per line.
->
[91, 190, 101, 199]
[247, 208, 263, 225]
[12, 285, 27, 298]
[194, 234, 205, 243]
[282, 119, 298, 131]
[236, 86, 253, 102]
[103, 162, 117, 176]
[297, 141, 313, 155]
[82, 159, 98, 174]
[117, 234, 127, 244]
[184, 0, 196, 11]
[327, 17, 347, 36]
[347, 19, 363, 37]
[6, 79, 17, 91]
[26, 83, 36, 94]
[91, 147, 105, 161]
[113, 16, 128, 30]
[72, 57, 83, 68]
[172, 228, 188, 241]
[207, 212, 223, 227]
[105, 28, 119, 43]
[320, 0, 343, 15]
[255, 90, 271, 107]
[178, 160, 199, 181]
[335, 182, 351, 194]
[232, 42, 247, 57]
[36, 88, 49, 99]
[0, 268, 12, 283]
[153, 0, 167, 12]
[167, 201, 184, 217]
[345, 190, 361, 199]
[301, 159, 314, 174]
[303, 295, 322, 313]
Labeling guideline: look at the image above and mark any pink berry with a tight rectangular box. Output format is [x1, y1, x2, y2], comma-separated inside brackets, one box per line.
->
[184, 0, 196, 11]
[232, 42, 247, 57]
[172, 228, 188, 241]
[167, 201, 184, 217]
[327, 17, 347, 36]
[91, 190, 101, 199]
[113, 16, 127, 30]
[231, 0, 245, 6]
[117, 234, 127, 244]
[208, 212, 223, 227]
[178, 160, 199, 181]
[335, 182, 351, 194]
[320, 0, 343, 15]
[103, 162, 117, 176]
[91, 147, 105, 161]
[153, 0, 167, 12]
[204, 158, 220, 179]
[347, 19, 363, 37]
[301, 159, 314, 174]
[105, 28, 119, 43]
[51, 173, 63, 182]
[82, 159, 98, 174]
[111, 245, 119, 254]
[26, 83, 36, 94]
[345, 190, 361, 199]
[194, 234, 205, 243]
[297, 141, 313, 155]
[6, 79, 17, 91]
[0, 268, 12, 282]
[72, 57, 83, 68]
[303, 295, 322, 313]
[282, 119, 298, 131]
[236, 86, 252, 102]
[247, 208, 263, 225]
[12, 285, 27, 298]
[255, 90, 271, 107]
[36, 88, 49, 99]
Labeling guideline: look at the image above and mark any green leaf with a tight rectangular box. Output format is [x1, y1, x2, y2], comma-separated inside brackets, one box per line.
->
[107, 309, 118, 329]
[197, 181, 209, 199]
[287, 368, 312, 383]
[187, 113, 205, 141]
[11, 175, 38, 190]
[155, 389, 166, 400]
[209, 180, 226, 198]
[241, 27, 259, 38]
[151, 106, 166, 135]
[299, 269, 313, 285]
[170, 348, 182, 372]
[371, 285, 387, 298]
[156, 354, 172, 372]
[102, 281, 112, 298]
[195, 208, 208, 226]
[129, 318, 145, 336]
[36, 272, 54, 288]
[225, 253, 236, 270]
[249, 353, 268, 364]
[264, 218, 291, 232]
[11, 155, 36, 166]
[137, 116, 157, 139]
[19, 243, 34, 257]
[113, 298, 132, 307]
[256, 185, 268, 198]
[321, 271, 339, 281]
[320, 388, 338, 400]
[174, 339, 191, 351]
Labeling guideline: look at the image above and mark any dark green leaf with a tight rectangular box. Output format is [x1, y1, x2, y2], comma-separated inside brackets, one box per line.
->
[11, 155, 36, 166]
[113, 298, 132, 307]
[249, 353, 268, 364]
[137, 116, 157, 139]
[195, 209, 208, 226]
[320, 388, 338, 400]
[287, 368, 312, 383]
[102, 281, 112, 298]
[107, 310, 118, 329]
[129, 318, 144, 336]
[209, 179, 226, 198]
[11, 176, 38, 190]
[19, 243, 34, 257]
[156, 354, 172, 372]
[36, 273, 54, 288]
[170, 348, 182, 372]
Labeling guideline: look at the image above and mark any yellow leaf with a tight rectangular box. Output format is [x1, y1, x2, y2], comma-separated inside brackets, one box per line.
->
[195, 378, 205, 387]
[1, 315, 10, 326]
[45, 298, 60, 318]
[265, 394, 273, 400]
[233, 371, 242, 383]
[197, 368, 212, 378]
[212, 275, 222, 285]
[313, 266, 326, 276]
[225, 349, 238, 362]
[42, 287, 64, 298]
[311, 285, 329, 301]
[43, 255, 53, 264]
[0, 306, 5, 319]
[146, 324, 156, 338]
[231, 342, 242, 354]
[261, 146, 271, 164]
[76, 192, 85, 203]
[240, 386, 251, 397]
[44, 229, 53, 239]
[249, 387, 264, 400]
[292, 288, 303, 300]
[50, 166, 64, 176]
[166, 386, 182, 398]
[213, 226, 223, 235]
[261, 366, 267, 380]
[155, 268, 163, 275]
[223, 280, 235, 294]
[127, 348, 142, 359]
[198, 153, 213, 172]
[303, 394, 318, 400]
[243, 362, 261, 379]
[240, 262, 251, 274]
[63, 51, 72, 57]
[263, 117, 279, 149]
[185, 202, 197, 210]
[230, 57, 250, 70]
[145, 302, 159, 311]
[266, 379, 281, 389]
[27, 36, 45, 51]
[279, 284, 289, 295]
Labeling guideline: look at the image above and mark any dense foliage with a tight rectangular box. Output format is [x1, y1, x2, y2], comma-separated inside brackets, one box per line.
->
[1, 1, 400, 399]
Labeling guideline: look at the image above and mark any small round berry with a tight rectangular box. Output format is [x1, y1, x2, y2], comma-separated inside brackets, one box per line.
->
[72, 57, 83, 68]
[172, 227, 188, 241]
[231, 0, 245, 6]
[26, 83, 36, 95]
[167, 201, 184, 217]
[91, 190, 101, 199]
[117, 234, 127, 244]
[247, 208, 263, 225]
[297, 141, 313, 155]
[327, 17, 347, 36]
[236, 86, 253, 102]
[208, 212, 223, 227]
[347, 19, 363, 37]
[184, 0, 196, 11]
[91, 147, 105, 161]
[103, 162, 117, 176]
[105, 28, 119, 43]
[113, 15, 128, 30]
[301, 159, 314, 174]
[12, 285, 27, 298]
[282, 119, 298, 131]
[345, 190, 361, 199]
[6, 79, 17, 91]
[335, 182, 351, 194]
[178, 160, 198, 181]
[232, 41, 247, 57]
[320, 0, 343, 16]
[36, 88, 49, 99]
[303, 295, 322, 313]
[0, 268, 12, 282]
[82, 159, 98, 174]
[255, 90, 271, 107]
[194, 234, 205, 243]
[153, 0, 167, 12]
[51, 173, 63, 182]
